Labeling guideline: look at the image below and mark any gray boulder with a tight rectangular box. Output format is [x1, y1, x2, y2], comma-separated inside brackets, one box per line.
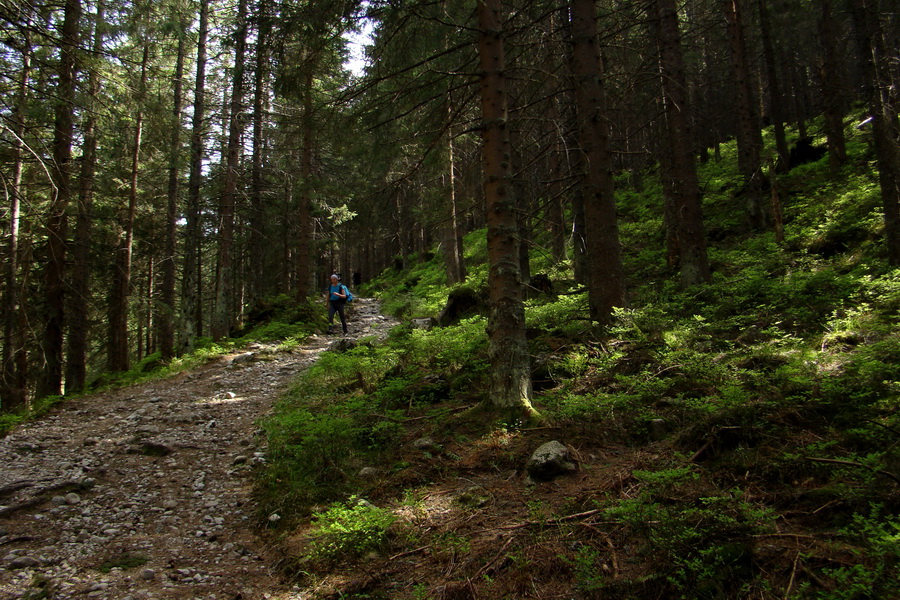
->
[526, 441, 577, 481]
[410, 318, 434, 330]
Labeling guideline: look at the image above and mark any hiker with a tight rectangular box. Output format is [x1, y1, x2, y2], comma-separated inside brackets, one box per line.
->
[326, 273, 349, 334]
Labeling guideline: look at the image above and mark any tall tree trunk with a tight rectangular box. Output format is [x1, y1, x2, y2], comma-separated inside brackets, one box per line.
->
[249, 0, 271, 307]
[786, 58, 809, 139]
[477, 0, 535, 417]
[558, 11, 588, 285]
[444, 105, 466, 285]
[570, 149, 588, 285]
[570, 0, 625, 325]
[654, 0, 711, 288]
[659, 120, 680, 270]
[38, 0, 81, 399]
[851, 0, 900, 265]
[757, 0, 789, 169]
[282, 149, 297, 295]
[212, 1, 248, 340]
[109, 42, 149, 372]
[296, 72, 314, 301]
[3, 29, 32, 410]
[516, 194, 532, 290]
[723, 0, 768, 230]
[509, 123, 531, 288]
[158, 24, 186, 362]
[545, 9, 568, 264]
[545, 98, 567, 263]
[212, 0, 248, 341]
[66, 1, 103, 393]
[137, 259, 154, 360]
[818, 0, 847, 176]
[393, 188, 409, 269]
[181, 0, 208, 353]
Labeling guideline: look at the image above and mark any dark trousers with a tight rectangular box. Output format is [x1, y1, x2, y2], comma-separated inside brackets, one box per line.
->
[329, 300, 348, 333]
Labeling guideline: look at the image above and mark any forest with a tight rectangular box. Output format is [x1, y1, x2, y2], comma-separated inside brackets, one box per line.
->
[1, 0, 899, 597]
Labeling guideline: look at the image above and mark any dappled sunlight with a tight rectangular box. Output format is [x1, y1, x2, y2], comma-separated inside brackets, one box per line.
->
[394, 488, 457, 530]
[199, 394, 249, 406]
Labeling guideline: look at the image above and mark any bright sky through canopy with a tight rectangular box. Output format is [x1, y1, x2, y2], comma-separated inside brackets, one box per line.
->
[344, 19, 374, 76]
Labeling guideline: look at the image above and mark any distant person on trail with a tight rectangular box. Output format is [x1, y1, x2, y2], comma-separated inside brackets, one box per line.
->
[352, 272, 362, 287]
[326, 274, 349, 334]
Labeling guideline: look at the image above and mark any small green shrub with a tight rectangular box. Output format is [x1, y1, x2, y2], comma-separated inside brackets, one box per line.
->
[306, 496, 397, 562]
[568, 545, 605, 593]
[0, 413, 22, 437]
[602, 490, 775, 598]
[795, 506, 900, 599]
[527, 291, 592, 336]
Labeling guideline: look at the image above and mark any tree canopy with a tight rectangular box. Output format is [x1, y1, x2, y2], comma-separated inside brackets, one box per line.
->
[0, 0, 897, 411]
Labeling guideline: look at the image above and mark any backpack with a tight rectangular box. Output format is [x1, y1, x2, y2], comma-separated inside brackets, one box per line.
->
[343, 285, 354, 303]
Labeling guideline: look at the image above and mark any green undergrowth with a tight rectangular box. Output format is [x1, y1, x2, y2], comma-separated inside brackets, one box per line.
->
[257, 317, 492, 519]
[0, 394, 66, 437]
[259, 112, 899, 598]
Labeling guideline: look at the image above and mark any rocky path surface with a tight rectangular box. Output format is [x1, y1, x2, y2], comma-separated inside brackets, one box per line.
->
[0, 298, 395, 600]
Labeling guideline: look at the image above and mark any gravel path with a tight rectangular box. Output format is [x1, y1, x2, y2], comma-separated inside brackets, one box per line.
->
[0, 298, 395, 600]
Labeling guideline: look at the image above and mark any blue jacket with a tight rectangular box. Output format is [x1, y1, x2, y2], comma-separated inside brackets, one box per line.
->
[329, 284, 348, 302]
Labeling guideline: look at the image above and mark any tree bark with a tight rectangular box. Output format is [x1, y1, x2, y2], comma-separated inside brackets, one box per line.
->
[249, 0, 271, 307]
[65, 1, 103, 393]
[723, 0, 768, 230]
[109, 42, 149, 372]
[180, 0, 209, 353]
[757, 0, 789, 169]
[444, 103, 466, 285]
[158, 21, 186, 362]
[477, 0, 535, 417]
[38, 0, 80, 399]
[570, 0, 625, 325]
[850, 0, 900, 265]
[544, 97, 567, 264]
[296, 71, 315, 301]
[3, 28, 32, 410]
[212, 0, 248, 341]
[509, 123, 531, 288]
[653, 0, 711, 288]
[817, 0, 847, 176]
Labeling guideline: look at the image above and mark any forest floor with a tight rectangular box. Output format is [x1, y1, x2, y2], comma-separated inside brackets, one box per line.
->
[0, 298, 396, 600]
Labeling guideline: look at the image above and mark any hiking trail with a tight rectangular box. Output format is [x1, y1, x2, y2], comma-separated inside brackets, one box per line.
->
[0, 298, 396, 600]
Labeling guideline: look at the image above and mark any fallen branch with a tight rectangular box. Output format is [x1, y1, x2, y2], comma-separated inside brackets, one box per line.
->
[806, 457, 900, 485]
[690, 440, 712, 462]
[0, 480, 90, 518]
[372, 404, 475, 424]
[473, 508, 604, 533]
[784, 551, 801, 600]
[0, 498, 44, 518]
[0, 536, 36, 546]
[0, 481, 38, 497]
[579, 523, 620, 580]
[752, 532, 831, 541]
[474, 535, 513, 579]
[864, 419, 900, 439]
[388, 545, 430, 561]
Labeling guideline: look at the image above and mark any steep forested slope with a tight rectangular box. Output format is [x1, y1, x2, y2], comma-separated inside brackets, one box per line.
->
[256, 118, 900, 600]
